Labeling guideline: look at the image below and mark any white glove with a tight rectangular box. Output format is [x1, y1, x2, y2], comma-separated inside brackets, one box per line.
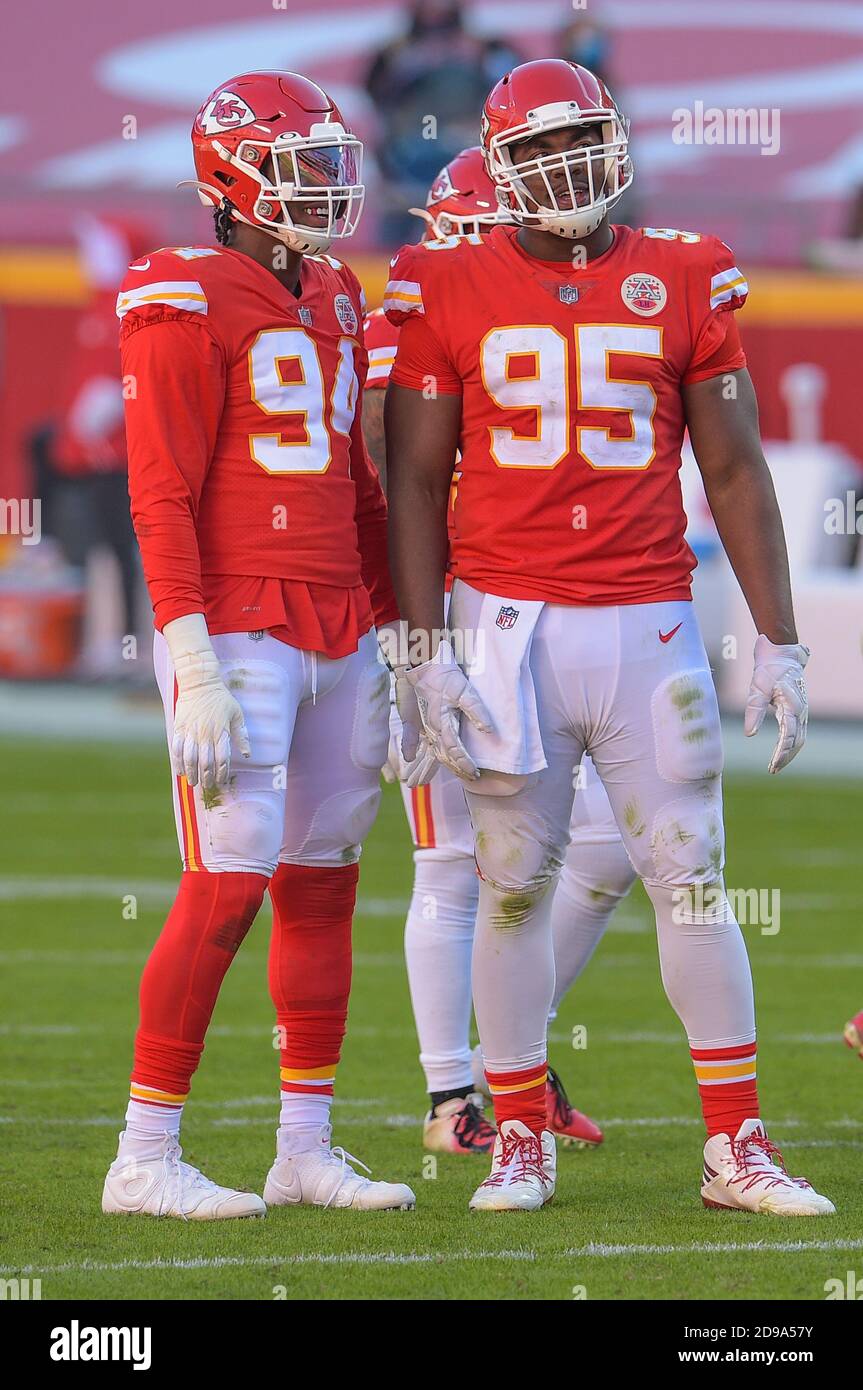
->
[744, 633, 809, 774]
[164, 613, 250, 789]
[389, 670, 439, 787]
[404, 637, 493, 781]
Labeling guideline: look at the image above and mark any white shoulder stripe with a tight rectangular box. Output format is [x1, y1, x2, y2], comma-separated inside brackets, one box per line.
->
[709, 266, 748, 308]
[116, 280, 208, 320]
[382, 278, 424, 315]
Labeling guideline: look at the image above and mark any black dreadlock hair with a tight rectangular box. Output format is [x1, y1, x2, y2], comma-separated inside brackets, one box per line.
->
[214, 198, 237, 246]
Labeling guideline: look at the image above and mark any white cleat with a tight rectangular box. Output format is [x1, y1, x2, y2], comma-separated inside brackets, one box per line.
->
[102, 1134, 266, 1220]
[264, 1124, 416, 1211]
[701, 1118, 836, 1217]
[469, 1120, 556, 1212]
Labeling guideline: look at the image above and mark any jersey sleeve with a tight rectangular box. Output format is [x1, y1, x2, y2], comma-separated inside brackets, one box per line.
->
[362, 310, 400, 390]
[383, 244, 462, 395]
[683, 238, 748, 385]
[117, 258, 226, 629]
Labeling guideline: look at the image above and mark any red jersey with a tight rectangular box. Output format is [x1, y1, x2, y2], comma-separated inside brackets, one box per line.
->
[385, 224, 747, 607]
[118, 244, 396, 657]
[363, 307, 399, 391]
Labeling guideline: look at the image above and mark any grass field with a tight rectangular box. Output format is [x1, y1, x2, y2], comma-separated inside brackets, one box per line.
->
[1, 735, 861, 1301]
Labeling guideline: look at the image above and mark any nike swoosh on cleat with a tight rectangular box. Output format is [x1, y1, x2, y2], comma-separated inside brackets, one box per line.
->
[658, 623, 683, 643]
[129, 259, 151, 271]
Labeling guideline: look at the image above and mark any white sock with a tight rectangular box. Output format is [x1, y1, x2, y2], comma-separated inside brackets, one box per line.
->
[550, 836, 636, 1018]
[277, 1091, 332, 1154]
[472, 875, 555, 1068]
[404, 853, 478, 1094]
[118, 1097, 182, 1158]
[644, 878, 756, 1039]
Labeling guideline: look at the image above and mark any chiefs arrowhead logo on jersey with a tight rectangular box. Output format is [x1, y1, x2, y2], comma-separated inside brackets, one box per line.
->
[428, 165, 455, 204]
[620, 273, 667, 317]
[200, 92, 256, 135]
[333, 294, 358, 335]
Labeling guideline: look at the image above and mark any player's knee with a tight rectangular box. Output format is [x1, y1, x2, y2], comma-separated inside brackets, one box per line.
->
[349, 657, 390, 772]
[470, 800, 565, 897]
[647, 794, 725, 887]
[207, 793, 284, 875]
[651, 668, 724, 785]
[288, 784, 382, 866]
[562, 835, 636, 909]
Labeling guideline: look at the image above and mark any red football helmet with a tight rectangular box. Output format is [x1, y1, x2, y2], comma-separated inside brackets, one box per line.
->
[481, 59, 632, 239]
[411, 146, 513, 240]
[190, 71, 364, 255]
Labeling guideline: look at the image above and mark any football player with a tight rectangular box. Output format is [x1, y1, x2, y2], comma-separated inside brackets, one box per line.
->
[102, 71, 415, 1218]
[385, 60, 834, 1215]
[365, 146, 634, 1154]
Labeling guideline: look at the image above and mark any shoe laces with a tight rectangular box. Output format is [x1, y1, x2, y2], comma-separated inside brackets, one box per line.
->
[320, 1144, 373, 1209]
[453, 1099, 496, 1150]
[728, 1133, 802, 1194]
[482, 1131, 546, 1189]
[160, 1135, 217, 1220]
[546, 1066, 572, 1127]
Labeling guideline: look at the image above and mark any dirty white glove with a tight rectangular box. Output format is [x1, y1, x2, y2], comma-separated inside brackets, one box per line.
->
[382, 675, 439, 787]
[377, 622, 437, 786]
[164, 612, 250, 789]
[404, 637, 493, 781]
[744, 633, 809, 774]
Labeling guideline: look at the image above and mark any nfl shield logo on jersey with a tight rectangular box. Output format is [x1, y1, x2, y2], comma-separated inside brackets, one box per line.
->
[559, 284, 579, 305]
[496, 605, 519, 630]
[334, 294, 358, 335]
[298, 306, 313, 326]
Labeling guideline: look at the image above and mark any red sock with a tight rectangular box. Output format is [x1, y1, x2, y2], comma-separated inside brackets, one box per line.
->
[131, 870, 268, 1100]
[485, 1061, 548, 1140]
[691, 1041, 758, 1138]
[268, 863, 357, 1098]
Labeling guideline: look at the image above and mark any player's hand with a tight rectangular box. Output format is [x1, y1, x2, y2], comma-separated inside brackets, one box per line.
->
[404, 637, 493, 781]
[744, 633, 809, 774]
[164, 614, 251, 790]
[390, 670, 439, 787]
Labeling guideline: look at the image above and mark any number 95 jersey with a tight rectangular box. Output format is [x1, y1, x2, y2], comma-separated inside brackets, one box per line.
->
[384, 224, 748, 607]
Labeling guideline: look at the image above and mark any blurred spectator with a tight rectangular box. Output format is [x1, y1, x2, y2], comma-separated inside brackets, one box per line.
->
[50, 215, 150, 674]
[366, 0, 521, 242]
[557, 14, 612, 84]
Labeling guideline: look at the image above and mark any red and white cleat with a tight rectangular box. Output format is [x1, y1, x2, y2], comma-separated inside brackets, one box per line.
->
[546, 1067, 603, 1148]
[469, 1119, 556, 1212]
[423, 1095, 497, 1154]
[701, 1119, 836, 1216]
[843, 1009, 863, 1058]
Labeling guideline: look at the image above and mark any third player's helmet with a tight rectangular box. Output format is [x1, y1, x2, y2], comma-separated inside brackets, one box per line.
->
[411, 146, 513, 240]
[190, 71, 364, 255]
[481, 59, 632, 239]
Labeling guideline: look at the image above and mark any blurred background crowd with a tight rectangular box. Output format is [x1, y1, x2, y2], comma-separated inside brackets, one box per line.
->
[0, 0, 860, 718]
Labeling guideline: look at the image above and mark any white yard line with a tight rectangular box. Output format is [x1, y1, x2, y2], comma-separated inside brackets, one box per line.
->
[5, 1238, 863, 1278]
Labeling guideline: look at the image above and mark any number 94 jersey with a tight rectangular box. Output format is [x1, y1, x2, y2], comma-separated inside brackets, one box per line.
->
[117, 244, 389, 654]
[384, 224, 748, 607]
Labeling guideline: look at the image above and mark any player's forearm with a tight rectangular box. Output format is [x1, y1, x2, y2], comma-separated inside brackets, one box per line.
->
[387, 474, 448, 661]
[361, 390, 387, 491]
[704, 462, 798, 644]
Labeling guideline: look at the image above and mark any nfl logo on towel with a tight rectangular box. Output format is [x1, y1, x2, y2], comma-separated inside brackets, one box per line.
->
[559, 285, 579, 305]
[496, 605, 519, 630]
